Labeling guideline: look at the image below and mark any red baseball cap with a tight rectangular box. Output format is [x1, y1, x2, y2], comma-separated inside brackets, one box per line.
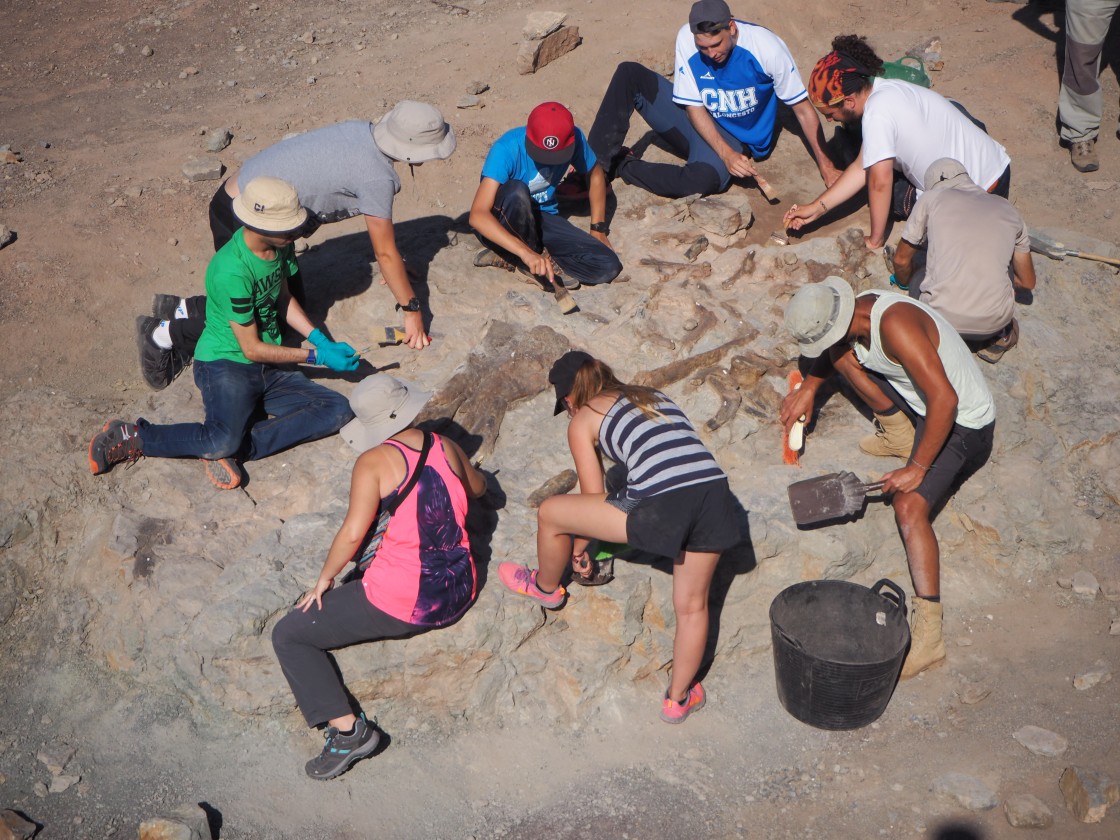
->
[525, 102, 576, 166]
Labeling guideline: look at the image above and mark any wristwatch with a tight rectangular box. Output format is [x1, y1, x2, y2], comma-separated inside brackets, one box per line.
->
[395, 297, 421, 312]
[590, 222, 610, 235]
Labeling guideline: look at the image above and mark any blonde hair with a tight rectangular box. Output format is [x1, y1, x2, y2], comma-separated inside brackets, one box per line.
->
[568, 358, 664, 421]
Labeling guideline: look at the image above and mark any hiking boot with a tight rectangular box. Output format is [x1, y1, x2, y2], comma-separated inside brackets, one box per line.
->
[859, 410, 915, 459]
[88, 419, 143, 475]
[1070, 139, 1098, 173]
[900, 598, 946, 678]
[136, 315, 183, 391]
[474, 248, 574, 291]
[660, 682, 706, 724]
[497, 562, 567, 609]
[976, 318, 1019, 364]
[305, 714, 380, 781]
[151, 293, 182, 321]
[474, 248, 516, 272]
[201, 457, 241, 490]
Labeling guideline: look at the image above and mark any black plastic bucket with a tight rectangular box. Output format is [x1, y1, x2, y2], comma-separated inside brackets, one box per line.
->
[769, 578, 910, 730]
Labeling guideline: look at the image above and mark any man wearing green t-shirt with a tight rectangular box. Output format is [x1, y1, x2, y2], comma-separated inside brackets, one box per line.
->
[87, 177, 358, 490]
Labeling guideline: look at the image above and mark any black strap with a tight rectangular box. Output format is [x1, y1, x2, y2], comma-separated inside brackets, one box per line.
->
[384, 430, 432, 516]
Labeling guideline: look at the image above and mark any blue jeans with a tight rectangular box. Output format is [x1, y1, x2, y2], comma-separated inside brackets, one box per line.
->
[588, 62, 746, 197]
[481, 180, 622, 285]
[138, 359, 353, 461]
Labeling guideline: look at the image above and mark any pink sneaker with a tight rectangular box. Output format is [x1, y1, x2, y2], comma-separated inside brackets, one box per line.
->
[497, 562, 566, 609]
[660, 682, 706, 724]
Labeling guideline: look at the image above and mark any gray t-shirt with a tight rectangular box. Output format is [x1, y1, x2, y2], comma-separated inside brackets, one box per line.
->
[238, 120, 400, 222]
[902, 182, 1028, 338]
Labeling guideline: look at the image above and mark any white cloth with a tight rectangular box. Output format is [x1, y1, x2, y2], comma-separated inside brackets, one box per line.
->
[861, 78, 1010, 194]
[852, 292, 995, 429]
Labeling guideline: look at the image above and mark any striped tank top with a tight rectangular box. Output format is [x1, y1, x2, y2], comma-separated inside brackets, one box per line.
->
[598, 393, 726, 500]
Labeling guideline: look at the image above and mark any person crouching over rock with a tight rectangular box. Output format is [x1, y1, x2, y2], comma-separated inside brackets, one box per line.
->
[781, 277, 996, 678]
[497, 351, 740, 724]
[272, 374, 486, 780]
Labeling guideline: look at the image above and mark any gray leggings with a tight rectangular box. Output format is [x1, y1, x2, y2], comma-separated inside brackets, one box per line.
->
[272, 580, 419, 727]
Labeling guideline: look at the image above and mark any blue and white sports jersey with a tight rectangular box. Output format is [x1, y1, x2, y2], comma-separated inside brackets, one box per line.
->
[672, 21, 808, 157]
[479, 126, 598, 215]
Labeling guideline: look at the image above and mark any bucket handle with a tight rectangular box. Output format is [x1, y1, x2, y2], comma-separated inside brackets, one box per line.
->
[871, 578, 907, 615]
[774, 625, 806, 653]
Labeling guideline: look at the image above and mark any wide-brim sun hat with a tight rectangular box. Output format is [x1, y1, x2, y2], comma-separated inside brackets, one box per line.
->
[340, 373, 433, 454]
[784, 276, 855, 359]
[373, 101, 457, 163]
[232, 176, 309, 236]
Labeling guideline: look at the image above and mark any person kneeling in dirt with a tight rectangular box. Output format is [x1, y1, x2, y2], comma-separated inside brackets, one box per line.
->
[784, 34, 1011, 251]
[573, 0, 839, 200]
[137, 101, 456, 390]
[272, 374, 486, 780]
[781, 277, 995, 677]
[889, 158, 1036, 366]
[468, 102, 622, 294]
[497, 351, 740, 723]
[88, 177, 357, 490]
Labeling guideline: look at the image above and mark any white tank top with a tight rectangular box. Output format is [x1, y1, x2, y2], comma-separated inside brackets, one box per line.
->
[852, 292, 995, 430]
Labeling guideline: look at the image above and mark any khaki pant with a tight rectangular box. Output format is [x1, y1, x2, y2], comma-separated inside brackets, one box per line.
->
[1059, 0, 1120, 142]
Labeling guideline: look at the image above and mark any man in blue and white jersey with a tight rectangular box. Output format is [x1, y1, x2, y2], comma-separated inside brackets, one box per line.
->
[582, 0, 840, 198]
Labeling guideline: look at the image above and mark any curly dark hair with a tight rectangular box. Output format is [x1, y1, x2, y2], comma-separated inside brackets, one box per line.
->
[831, 34, 884, 76]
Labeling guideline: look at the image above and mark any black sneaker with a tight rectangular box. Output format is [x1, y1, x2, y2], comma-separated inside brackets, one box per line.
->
[152, 293, 182, 321]
[305, 714, 380, 781]
[88, 418, 143, 475]
[136, 315, 183, 391]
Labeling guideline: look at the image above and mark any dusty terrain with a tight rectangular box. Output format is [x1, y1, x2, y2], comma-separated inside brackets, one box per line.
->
[1, 1, 1119, 838]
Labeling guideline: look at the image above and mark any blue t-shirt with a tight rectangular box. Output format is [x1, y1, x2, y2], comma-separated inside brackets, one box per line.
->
[673, 21, 808, 157]
[479, 126, 597, 215]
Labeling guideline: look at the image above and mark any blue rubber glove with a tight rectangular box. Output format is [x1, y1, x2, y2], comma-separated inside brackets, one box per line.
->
[315, 342, 359, 372]
[309, 328, 358, 358]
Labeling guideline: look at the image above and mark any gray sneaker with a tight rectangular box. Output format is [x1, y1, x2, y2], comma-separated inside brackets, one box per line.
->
[88, 418, 143, 475]
[1071, 139, 1098, 173]
[305, 714, 380, 781]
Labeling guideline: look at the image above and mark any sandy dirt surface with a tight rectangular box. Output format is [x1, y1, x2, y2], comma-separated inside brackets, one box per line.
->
[2, 0, 1119, 838]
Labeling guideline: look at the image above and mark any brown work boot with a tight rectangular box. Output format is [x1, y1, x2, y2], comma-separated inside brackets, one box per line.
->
[1070, 139, 1098, 173]
[859, 411, 915, 459]
[901, 598, 946, 679]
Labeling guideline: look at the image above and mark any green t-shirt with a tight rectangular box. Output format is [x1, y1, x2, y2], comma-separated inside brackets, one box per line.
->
[193, 230, 299, 364]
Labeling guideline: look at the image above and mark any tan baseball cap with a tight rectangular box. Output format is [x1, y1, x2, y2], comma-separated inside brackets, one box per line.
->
[232, 176, 309, 235]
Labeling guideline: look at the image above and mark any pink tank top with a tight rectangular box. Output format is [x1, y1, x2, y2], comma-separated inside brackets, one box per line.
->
[363, 434, 476, 626]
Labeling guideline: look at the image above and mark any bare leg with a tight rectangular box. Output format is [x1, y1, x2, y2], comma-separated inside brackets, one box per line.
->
[831, 347, 896, 413]
[668, 550, 721, 702]
[329, 713, 357, 730]
[536, 493, 629, 592]
[892, 491, 938, 597]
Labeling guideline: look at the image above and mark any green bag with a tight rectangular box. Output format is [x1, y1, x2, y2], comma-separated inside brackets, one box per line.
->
[881, 56, 930, 88]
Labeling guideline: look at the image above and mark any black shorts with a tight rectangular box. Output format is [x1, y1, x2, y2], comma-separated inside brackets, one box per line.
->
[624, 479, 740, 558]
[914, 420, 994, 509]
